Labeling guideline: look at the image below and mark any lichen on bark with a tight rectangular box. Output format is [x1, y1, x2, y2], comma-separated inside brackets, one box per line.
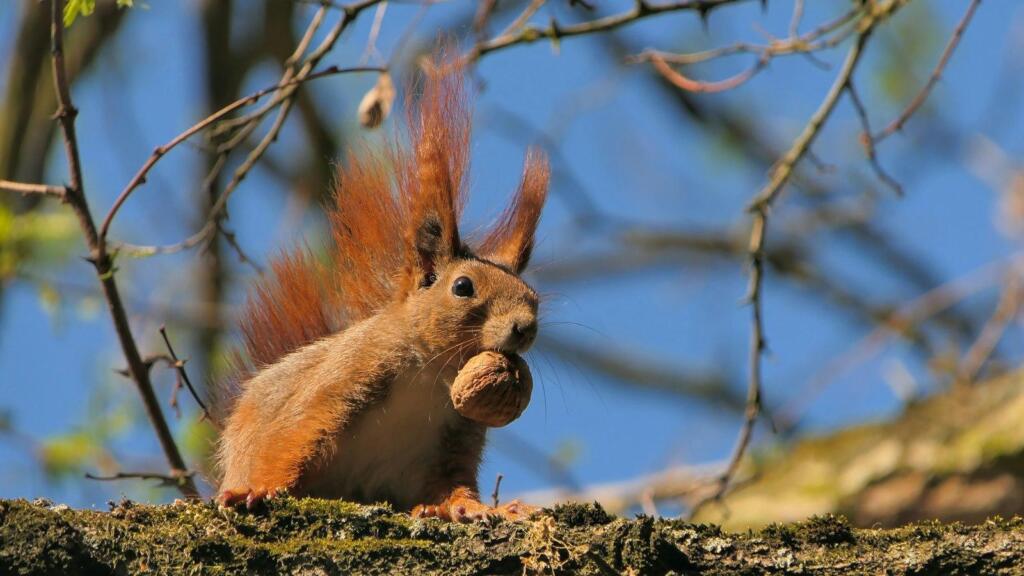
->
[3, 497, 1024, 575]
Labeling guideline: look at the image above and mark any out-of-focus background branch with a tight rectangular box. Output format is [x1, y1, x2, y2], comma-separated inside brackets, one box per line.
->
[2, 0, 1023, 529]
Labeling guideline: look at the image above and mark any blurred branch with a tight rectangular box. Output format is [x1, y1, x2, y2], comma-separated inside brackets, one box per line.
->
[957, 269, 1022, 384]
[520, 462, 724, 514]
[780, 252, 1024, 427]
[538, 335, 745, 411]
[490, 430, 581, 492]
[648, 53, 763, 93]
[43, 0, 199, 499]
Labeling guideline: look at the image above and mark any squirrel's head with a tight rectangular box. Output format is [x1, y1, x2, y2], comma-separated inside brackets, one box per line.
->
[403, 145, 549, 358]
[407, 255, 540, 356]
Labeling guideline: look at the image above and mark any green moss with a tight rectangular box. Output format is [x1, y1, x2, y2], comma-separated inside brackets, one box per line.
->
[797, 514, 855, 545]
[4, 498, 1024, 575]
[546, 502, 614, 527]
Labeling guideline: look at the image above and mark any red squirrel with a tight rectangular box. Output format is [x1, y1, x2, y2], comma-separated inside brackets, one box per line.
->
[214, 61, 549, 522]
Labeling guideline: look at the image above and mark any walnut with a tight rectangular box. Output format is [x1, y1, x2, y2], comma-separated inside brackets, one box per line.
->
[451, 351, 533, 427]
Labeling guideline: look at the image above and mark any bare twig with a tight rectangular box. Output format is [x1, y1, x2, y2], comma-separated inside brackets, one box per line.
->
[630, 5, 859, 67]
[48, 0, 199, 499]
[85, 470, 196, 489]
[470, 0, 756, 61]
[359, 1, 388, 65]
[217, 222, 264, 273]
[519, 462, 724, 514]
[158, 325, 218, 428]
[499, 0, 547, 40]
[846, 81, 902, 195]
[491, 473, 504, 507]
[0, 179, 66, 198]
[749, 32, 872, 211]
[649, 52, 764, 93]
[116, 2, 384, 258]
[874, 0, 982, 142]
[472, 0, 498, 44]
[99, 64, 384, 243]
[788, 0, 805, 37]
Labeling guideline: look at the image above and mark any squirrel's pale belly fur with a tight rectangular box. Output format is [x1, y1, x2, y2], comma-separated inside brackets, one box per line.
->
[301, 363, 462, 510]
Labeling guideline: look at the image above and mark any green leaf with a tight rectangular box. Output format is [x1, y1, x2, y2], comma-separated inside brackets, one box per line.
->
[63, 0, 96, 27]
[64, 0, 136, 27]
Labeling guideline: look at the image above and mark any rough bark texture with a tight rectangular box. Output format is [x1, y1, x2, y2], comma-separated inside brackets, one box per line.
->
[2, 497, 1024, 575]
[694, 372, 1024, 530]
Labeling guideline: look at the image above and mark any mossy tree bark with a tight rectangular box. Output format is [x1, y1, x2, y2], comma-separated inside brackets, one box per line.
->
[2, 498, 1024, 575]
[693, 372, 1024, 530]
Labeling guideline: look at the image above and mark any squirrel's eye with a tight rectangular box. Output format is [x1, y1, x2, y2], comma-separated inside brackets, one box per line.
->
[421, 272, 437, 288]
[452, 276, 474, 298]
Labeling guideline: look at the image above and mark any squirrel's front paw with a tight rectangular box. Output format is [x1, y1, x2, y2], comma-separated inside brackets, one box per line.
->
[217, 487, 281, 510]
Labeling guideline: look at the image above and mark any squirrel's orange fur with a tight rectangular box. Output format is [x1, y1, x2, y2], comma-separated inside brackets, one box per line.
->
[215, 59, 549, 521]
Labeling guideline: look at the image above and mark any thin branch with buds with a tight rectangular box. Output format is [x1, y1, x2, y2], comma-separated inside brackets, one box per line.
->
[98, 64, 384, 244]
[874, 0, 982, 142]
[44, 0, 199, 499]
[114, 2, 384, 259]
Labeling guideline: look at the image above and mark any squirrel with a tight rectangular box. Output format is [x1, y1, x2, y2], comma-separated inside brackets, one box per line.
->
[214, 60, 549, 523]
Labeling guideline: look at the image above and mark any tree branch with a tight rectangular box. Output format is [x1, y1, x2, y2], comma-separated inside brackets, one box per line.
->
[47, 0, 198, 499]
[0, 179, 66, 198]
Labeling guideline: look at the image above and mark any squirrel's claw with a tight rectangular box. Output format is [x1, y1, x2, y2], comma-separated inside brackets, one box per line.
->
[412, 496, 537, 523]
[496, 499, 539, 520]
[412, 497, 492, 523]
[217, 488, 278, 509]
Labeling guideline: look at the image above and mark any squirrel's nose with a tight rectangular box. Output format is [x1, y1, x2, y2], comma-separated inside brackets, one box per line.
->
[509, 319, 538, 351]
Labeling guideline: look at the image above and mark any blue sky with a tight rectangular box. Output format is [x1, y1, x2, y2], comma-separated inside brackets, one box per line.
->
[1, 0, 1021, 510]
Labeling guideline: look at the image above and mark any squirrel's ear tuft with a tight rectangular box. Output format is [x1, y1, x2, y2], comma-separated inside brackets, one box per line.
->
[480, 148, 550, 273]
[413, 213, 448, 281]
[402, 46, 468, 286]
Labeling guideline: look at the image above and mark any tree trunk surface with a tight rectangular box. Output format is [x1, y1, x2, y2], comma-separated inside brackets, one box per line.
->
[2, 497, 1024, 575]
